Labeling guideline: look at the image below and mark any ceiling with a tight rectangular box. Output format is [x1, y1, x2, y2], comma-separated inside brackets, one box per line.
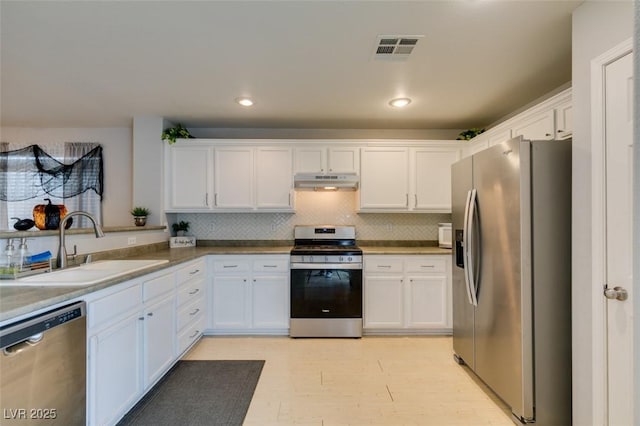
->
[0, 1, 581, 131]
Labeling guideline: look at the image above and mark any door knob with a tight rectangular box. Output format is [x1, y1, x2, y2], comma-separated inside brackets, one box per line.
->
[604, 286, 628, 301]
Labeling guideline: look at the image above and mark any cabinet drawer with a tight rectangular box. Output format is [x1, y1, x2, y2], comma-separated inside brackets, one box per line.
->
[213, 259, 250, 273]
[177, 297, 205, 331]
[177, 279, 204, 306]
[89, 284, 142, 330]
[365, 257, 403, 273]
[143, 272, 175, 302]
[405, 257, 446, 273]
[253, 258, 288, 273]
[177, 315, 205, 355]
[176, 259, 206, 283]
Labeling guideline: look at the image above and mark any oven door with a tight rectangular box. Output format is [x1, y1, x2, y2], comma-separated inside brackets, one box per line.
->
[290, 263, 362, 318]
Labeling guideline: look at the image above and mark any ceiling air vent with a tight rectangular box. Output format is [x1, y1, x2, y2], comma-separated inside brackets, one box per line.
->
[373, 35, 424, 61]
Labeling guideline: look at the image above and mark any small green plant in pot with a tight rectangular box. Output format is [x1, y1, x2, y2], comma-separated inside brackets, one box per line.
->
[172, 220, 190, 236]
[162, 124, 192, 144]
[130, 207, 150, 226]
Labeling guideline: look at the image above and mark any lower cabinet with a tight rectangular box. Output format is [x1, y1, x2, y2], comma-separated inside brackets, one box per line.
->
[364, 255, 452, 334]
[209, 255, 289, 334]
[87, 269, 181, 426]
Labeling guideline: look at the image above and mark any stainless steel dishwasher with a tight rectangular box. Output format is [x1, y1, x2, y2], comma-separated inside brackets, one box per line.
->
[1, 301, 86, 425]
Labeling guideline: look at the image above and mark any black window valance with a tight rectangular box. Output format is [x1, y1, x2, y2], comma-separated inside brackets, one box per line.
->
[0, 144, 103, 201]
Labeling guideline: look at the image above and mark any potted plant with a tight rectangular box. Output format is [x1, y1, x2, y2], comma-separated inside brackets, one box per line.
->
[172, 220, 190, 236]
[130, 207, 150, 226]
[161, 123, 192, 145]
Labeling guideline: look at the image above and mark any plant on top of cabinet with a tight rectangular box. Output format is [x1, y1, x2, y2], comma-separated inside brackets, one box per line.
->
[161, 124, 192, 144]
[456, 128, 485, 140]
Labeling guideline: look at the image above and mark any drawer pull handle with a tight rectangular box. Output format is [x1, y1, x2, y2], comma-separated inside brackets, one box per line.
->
[189, 288, 200, 295]
[223, 265, 238, 268]
[189, 330, 199, 339]
[378, 265, 392, 268]
[189, 269, 200, 275]
[147, 312, 153, 317]
[421, 265, 435, 268]
[190, 308, 200, 316]
[263, 265, 278, 268]
[321, 309, 330, 313]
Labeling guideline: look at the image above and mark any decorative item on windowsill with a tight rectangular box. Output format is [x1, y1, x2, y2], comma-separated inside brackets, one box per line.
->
[130, 207, 150, 226]
[456, 128, 486, 141]
[161, 123, 193, 145]
[33, 199, 72, 230]
[170, 220, 196, 248]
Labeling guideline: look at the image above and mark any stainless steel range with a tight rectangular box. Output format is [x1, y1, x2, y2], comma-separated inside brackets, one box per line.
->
[290, 225, 363, 338]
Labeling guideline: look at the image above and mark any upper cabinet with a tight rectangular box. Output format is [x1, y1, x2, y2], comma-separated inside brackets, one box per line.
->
[512, 109, 555, 140]
[165, 142, 294, 213]
[464, 87, 572, 157]
[359, 145, 462, 213]
[294, 146, 359, 174]
[360, 147, 409, 210]
[166, 146, 213, 210]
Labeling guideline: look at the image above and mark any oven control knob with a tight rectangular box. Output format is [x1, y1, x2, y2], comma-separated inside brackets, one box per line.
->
[348, 256, 352, 262]
[339, 256, 344, 262]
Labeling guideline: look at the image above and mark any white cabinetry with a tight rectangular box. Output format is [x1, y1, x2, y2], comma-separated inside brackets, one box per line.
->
[360, 147, 409, 209]
[512, 109, 556, 140]
[364, 255, 451, 334]
[360, 146, 461, 213]
[411, 148, 460, 212]
[176, 259, 206, 355]
[166, 146, 213, 210]
[166, 142, 293, 212]
[464, 87, 572, 157]
[209, 255, 289, 334]
[255, 147, 294, 209]
[214, 147, 254, 209]
[294, 146, 359, 174]
[87, 270, 176, 426]
[555, 100, 572, 139]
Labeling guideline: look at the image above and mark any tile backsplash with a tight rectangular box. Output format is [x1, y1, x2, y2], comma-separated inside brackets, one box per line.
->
[176, 191, 450, 241]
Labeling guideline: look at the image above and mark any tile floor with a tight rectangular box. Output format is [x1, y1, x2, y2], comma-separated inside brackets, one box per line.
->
[184, 336, 513, 425]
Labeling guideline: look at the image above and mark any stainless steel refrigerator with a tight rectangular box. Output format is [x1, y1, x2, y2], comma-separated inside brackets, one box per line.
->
[451, 137, 571, 426]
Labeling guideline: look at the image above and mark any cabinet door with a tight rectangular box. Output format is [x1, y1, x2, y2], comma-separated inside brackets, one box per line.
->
[360, 148, 409, 210]
[214, 147, 254, 208]
[89, 314, 142, 426]
[488, 129, 512, 147]
[512, 110, 555, 140]
[143, 295, 176, 388]
[168, 146, 212, 209]
[406, 275, 448, 329]
[255, 147, 293, 209]
[555, 101, 572, 139]
[211, 276, 249, 329]
[251, 275, 290, 329]
[294, 147, 326, 173]
[412, 148, 459, 212]
[363, 275, 404, 328]
[328, 147, 359, 173]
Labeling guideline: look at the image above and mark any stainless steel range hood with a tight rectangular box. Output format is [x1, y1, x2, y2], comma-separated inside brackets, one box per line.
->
[294, 173, 359, 190]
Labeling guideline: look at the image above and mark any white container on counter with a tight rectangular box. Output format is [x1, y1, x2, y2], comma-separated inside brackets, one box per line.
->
[438, 223, 452, 248]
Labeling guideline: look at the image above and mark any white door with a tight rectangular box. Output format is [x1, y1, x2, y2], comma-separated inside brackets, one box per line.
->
[604, 50, 634, 426]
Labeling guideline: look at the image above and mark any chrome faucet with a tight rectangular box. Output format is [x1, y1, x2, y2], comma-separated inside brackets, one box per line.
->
[56, 211, 105, 269]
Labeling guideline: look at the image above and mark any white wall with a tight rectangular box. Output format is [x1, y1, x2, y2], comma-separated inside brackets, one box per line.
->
[571, 2, 634, 424]
[0, 127, 132, 226]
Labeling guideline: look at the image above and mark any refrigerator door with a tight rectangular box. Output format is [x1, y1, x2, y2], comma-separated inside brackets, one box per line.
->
[451, 156, 474, 368]
[472, 138, 533, 420]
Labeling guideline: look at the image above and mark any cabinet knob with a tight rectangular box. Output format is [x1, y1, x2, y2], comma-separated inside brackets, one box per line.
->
[138, 317, 144, 321]
[545, 133, 552, 137]
[147, 312, 153, 317]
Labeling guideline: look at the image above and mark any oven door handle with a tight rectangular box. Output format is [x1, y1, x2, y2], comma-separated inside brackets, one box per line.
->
[290, 263, 363, 270]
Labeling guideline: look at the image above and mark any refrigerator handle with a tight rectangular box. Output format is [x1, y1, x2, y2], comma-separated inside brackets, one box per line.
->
[466, 189, 479, 306]
[462, 189, 475, 306]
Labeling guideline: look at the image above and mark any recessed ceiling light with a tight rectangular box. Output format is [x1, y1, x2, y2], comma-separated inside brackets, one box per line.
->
[236, 97, 254, 107]
[389, 98, 411, 108]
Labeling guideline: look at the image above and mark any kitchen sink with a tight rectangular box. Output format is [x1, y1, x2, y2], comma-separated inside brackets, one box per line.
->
[7, 259, 169, 286]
